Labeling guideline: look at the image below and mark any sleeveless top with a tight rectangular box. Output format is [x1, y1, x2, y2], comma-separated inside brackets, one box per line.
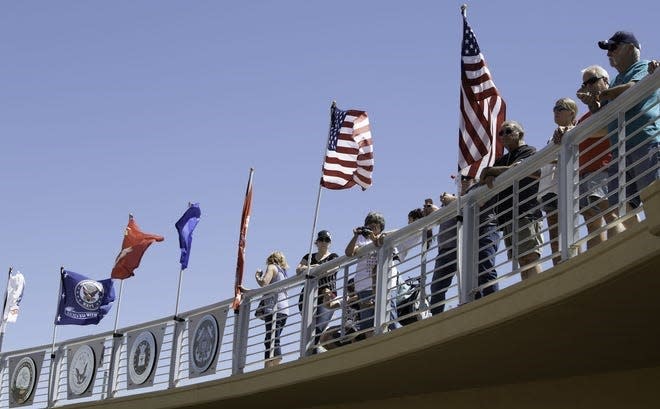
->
[268, 265, 289, 315]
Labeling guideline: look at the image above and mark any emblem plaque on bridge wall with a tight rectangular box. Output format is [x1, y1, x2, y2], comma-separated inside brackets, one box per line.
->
[187, 307, 227, 378]
[66, 341, 104, 399]
[8, 352, 44, 408]
[126, 325, 165, 389]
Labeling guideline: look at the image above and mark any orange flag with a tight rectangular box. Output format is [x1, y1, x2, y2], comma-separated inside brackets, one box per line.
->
[111, 216, 164, 280]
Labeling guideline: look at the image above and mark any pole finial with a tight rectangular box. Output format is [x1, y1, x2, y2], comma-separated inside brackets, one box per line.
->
[460, 4, 467, 17]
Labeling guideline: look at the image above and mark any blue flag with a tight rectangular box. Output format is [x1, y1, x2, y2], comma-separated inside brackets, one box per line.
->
[175, 203, 201, 270]
[56, 270, 115, 326]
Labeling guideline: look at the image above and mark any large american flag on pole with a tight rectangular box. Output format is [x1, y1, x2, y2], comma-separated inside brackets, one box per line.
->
[320, 102, 373, 190]
[458, 7, 506, 179]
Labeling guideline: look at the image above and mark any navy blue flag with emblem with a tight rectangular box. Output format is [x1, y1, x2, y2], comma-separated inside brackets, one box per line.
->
[55, 270, 115, 325]
[175, 203, 201, 270]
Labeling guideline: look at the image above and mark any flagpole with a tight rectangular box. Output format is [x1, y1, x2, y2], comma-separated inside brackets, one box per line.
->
[300, 101, 337, 355]
[461, 3, 467, 17]
[0, 267, 13, 353]
[173, 268, 184, 320]
[112, 280, 124, 335]
[50, 267, 64, 356]
[304, 100, 337, 280]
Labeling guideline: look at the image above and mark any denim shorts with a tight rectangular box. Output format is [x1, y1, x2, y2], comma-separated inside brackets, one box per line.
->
[579, 170, 609, 209]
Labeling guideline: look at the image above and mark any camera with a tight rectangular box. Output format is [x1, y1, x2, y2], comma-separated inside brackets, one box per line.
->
[356, 226, 372, 238]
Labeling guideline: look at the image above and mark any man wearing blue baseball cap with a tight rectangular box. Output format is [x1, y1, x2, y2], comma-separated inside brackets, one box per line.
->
[595, 31, 659, 226]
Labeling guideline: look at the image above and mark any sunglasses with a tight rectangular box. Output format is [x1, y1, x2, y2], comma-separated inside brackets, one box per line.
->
[498, 127, 516, 136]
[317, 237, 331, 243]
[607, 43, 619, 52]
[581, 76, 603, 87]
[553, 106, 570, 113]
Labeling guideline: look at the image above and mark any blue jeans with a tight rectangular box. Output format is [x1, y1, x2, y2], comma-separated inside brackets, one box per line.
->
[264, 313, 287, 360]
[608, 141, 660, 208]
[475, 224, 499, 299]
[431, 248, 456, 315]
[356, 290, 398, 332]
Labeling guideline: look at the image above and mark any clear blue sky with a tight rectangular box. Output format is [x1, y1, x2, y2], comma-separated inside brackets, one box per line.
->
[1, 1, 658, 352]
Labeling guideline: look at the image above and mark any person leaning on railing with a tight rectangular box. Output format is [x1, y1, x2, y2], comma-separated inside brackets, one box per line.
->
[595, 31, 660, 227]
[555, 64, 624, 247]
[481, 120, 543, 280]
[295, 230, 339, 354]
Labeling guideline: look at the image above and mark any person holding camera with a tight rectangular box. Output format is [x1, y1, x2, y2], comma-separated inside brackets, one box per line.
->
[255, 251, 289, 368]
[344, 211, 386, 335]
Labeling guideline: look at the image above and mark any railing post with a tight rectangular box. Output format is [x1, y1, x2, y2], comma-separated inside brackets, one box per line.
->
[558, 136, 579, 261]
[511, 181, 520, 272]
[168, 318, 186, 389]
[105, 334, 123, 399]
[616, 110, 628, 218]
[373, 244, 392, 335]
[231, 300, 250, 375]
[299, 276, 317, 357]
[47, 346, 64, 407]
[458, 200, 478, 305]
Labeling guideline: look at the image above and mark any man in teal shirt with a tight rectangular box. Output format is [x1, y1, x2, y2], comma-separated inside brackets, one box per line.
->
[596, 31, 659, 211]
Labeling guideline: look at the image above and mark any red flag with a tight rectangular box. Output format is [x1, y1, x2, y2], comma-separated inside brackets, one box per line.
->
[111, 216, 164, 280]
[320, 102, 373, 190]
[232, 169, 254, 311]
[458, 8, 506, 179]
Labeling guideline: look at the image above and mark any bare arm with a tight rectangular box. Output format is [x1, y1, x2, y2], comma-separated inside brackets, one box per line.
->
[345, 229, 361, 256]
[255, 264, 277, 287]
[598, 81, 636, 102]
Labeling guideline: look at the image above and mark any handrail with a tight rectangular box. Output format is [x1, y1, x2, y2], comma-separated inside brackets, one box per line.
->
[0, 70, 657, 408]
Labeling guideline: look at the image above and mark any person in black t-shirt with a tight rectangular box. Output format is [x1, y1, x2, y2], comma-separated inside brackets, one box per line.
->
[481, 120, 543, 280]
[296, 230, 339, 352]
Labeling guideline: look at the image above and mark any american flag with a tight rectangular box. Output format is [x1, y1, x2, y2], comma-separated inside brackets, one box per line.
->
[320, 103, 373, 190]
[458, 10, 506, 179]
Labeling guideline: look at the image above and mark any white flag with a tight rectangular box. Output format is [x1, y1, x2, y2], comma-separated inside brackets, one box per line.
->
[3, 272, 25, 324]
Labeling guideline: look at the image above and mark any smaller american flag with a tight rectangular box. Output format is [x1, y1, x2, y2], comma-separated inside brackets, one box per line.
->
[321, 103, 373, 190]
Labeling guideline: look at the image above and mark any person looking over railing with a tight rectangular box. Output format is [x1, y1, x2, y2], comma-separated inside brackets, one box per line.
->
[255, 251, 289, 368]
[295, 230, 339, 354]
[595, 31, 660, 224]
[481, 121, 543, 280]
[345, 212, 386, 337]
[539, 98, 578, 265]
[562, 65, 624, 246]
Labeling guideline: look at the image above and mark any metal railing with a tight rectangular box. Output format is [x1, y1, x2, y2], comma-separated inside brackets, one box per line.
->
[0, 70, 657, 408]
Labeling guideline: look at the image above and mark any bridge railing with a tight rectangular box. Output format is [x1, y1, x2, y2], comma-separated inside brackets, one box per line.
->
[0, 70, 657, 408]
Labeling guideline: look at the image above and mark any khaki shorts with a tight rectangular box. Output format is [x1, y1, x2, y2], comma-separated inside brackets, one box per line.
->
[503, 217, 543, 259]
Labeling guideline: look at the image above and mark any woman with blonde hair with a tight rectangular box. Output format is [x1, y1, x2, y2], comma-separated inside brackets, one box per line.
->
[255, 251, 289, 367]
[538, 98, 578, 265]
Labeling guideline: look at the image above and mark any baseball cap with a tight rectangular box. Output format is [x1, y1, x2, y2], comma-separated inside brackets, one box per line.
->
[598, 31, 640, 50]
[316, 230, 331, 241]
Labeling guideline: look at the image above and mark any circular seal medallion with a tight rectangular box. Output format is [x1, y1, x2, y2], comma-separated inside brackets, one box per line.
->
[191, 314, 219, 373]
[128, 330, 156, 385]
[74, 280, 105, 310]
[11, 356, 36, 404]
[68, 344, 95, 395]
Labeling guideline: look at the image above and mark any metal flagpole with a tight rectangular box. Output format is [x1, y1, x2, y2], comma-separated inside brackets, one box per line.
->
[112, 280, 124, 334]
[173, 268, 184, 320]
[0, 267, 13, 353]
[300, 101, 336, 356]
[51, 267, 64, 356]
[173, 202, 194, 320]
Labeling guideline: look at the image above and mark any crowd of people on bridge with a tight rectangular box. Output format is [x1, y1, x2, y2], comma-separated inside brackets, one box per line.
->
[254, 31, 659, 367]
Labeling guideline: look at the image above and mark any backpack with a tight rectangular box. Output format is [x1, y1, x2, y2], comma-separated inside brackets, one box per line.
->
[395, 277, 431, 326]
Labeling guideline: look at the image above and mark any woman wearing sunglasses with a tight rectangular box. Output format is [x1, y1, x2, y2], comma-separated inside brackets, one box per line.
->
[296, 230, 339, 353]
